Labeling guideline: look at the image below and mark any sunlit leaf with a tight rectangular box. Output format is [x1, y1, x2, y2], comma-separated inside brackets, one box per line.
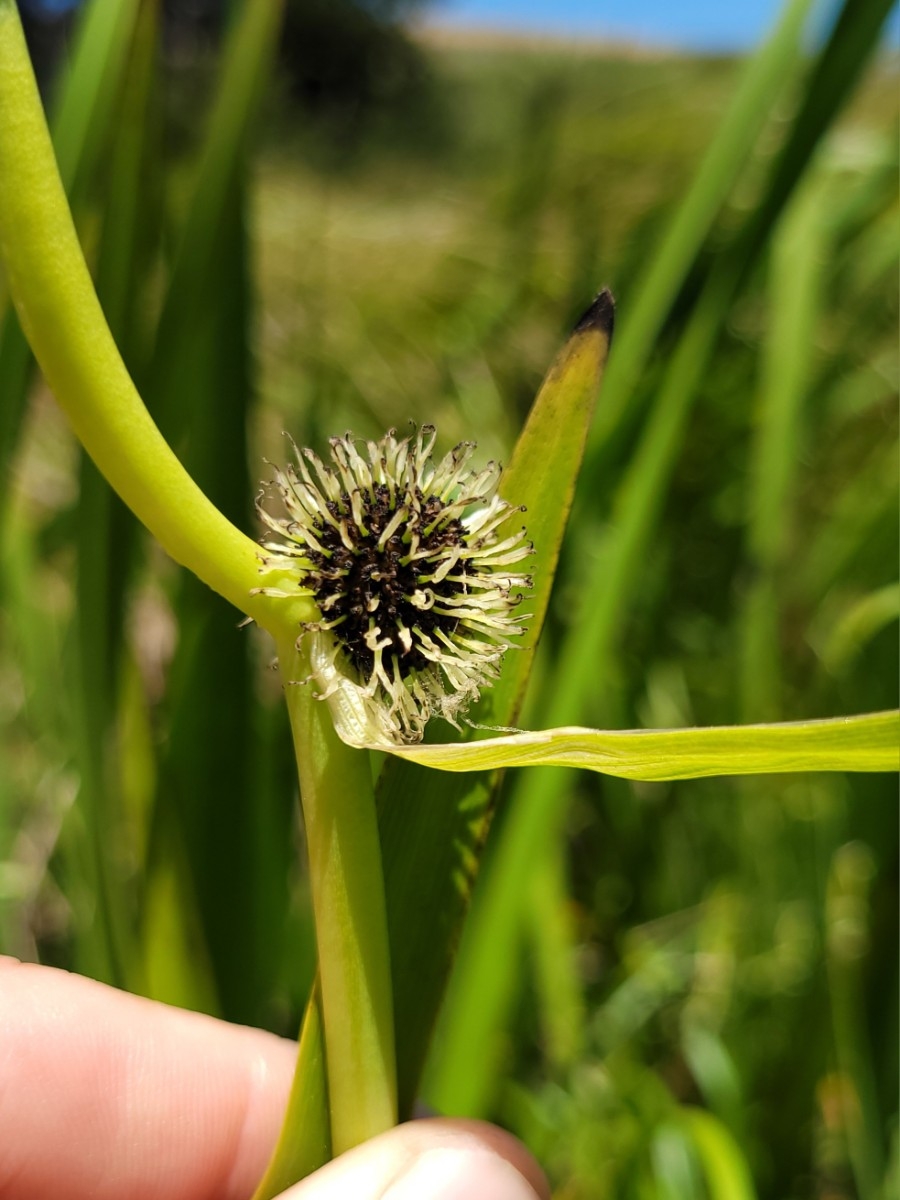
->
[335, 708, 899, 779]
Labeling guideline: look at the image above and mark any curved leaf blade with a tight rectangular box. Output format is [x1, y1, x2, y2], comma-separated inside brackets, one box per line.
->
[365, 711, 899, 779]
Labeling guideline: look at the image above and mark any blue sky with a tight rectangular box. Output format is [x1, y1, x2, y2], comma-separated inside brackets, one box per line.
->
[429, 0, 899, 53]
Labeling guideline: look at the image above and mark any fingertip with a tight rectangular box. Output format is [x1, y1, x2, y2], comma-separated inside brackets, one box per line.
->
[278, 1118, 549, 1200]
[0, 960, 297, 1200]
[432, 1120, 550, 1200]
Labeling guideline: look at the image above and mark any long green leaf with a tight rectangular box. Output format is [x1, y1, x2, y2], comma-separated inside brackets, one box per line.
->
[357, 711, 899, 778]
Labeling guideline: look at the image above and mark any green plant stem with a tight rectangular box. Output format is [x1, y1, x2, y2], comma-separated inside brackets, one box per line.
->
[277, 633, 397, 1156]
[0, 0, 308, 636]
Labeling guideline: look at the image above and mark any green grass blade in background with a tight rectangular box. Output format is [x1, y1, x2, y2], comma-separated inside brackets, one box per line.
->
[587, 0, 814, 454]
[798, 440, 898, 604]
[93, 0, 160, 352]
[147, 0, 284, 441]
[814, 583, 900, 676]
[0, 0, 141, 478]
[731, 0, 898, 278]
[682, 1108, 758, 1200]
[826, 842, 885, 1198]
[0, 500, 83, 966]
[681, 1005, 745, 1140]
[50, 0, 143, 208]
[526, 835, 585, 1071]
[651, 1121, 705, 1200]
[738, 172, 826, 721]
[140, 807, 220, 1012]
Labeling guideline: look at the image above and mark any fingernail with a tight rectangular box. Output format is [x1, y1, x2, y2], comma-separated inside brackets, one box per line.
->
[382, 1145, 539, 1200]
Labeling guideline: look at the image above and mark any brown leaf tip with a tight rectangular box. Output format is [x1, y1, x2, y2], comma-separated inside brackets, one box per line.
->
[573, 288, 615, 340]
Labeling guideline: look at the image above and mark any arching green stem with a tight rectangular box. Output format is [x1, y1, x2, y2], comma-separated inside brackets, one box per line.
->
[0, 0, 309, 637]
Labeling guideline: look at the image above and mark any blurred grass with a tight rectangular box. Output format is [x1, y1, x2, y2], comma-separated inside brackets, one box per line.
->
[0, 0, 897, 1195]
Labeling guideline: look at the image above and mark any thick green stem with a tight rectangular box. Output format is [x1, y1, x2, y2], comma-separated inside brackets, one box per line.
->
[0, 0, 308, 636]
[278, 633, 397, 1155]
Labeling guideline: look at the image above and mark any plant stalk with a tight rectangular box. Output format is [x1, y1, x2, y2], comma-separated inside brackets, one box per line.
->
[277, 633, 397, 1155]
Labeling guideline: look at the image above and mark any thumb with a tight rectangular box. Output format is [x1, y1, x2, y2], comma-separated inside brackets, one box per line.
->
[275, 1118, 549, 1200]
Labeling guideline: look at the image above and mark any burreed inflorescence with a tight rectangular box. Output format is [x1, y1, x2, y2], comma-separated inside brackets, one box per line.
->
[257, 426, 533, 741]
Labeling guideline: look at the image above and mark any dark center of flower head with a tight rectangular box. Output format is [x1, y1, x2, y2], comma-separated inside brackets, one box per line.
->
[305, 484, 467, 677]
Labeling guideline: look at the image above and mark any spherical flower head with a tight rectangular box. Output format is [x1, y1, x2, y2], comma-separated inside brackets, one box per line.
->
[257, 426, 533, 743]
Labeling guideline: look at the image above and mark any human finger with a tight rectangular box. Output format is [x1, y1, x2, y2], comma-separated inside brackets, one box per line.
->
[0, 956, 296, 1200]
[275, 1118, 549, 1200]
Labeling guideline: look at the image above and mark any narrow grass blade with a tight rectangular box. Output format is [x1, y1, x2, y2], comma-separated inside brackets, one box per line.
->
[483, 291, 615, 720]
[93, 0, 160, 350]
[826, 842, 885, 1197]
[738, 173, 827, 721]
[798, 440, 898, 603]
[50, 0, 143, 208]
[651, 1121, 705, 1200]
[526, 836, 585, 1071]
[140, 811, 220, 1013]
[732, 0, 898, 277]
[0, 0, 141, 477]
[816, 583, 900, 675]
[588, 0, 814, 452]
[147, 0, 284, 441]
[681, 1108, 757, 1200]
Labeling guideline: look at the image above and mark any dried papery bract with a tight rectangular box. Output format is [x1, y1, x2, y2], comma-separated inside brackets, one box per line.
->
[256, 426, 533, 742]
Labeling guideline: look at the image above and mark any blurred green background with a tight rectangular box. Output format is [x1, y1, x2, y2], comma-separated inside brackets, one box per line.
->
[0, 0, 897, 1195]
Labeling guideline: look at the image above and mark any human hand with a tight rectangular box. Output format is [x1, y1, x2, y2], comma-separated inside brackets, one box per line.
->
[0, 957, 548, 1200]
